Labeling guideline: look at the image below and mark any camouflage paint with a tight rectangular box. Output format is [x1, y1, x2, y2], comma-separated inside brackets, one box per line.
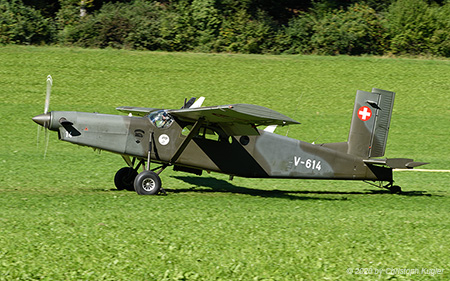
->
[35, 88, 420, 190]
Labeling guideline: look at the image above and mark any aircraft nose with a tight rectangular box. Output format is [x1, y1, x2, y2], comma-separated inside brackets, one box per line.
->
[32, 113, 51, 127]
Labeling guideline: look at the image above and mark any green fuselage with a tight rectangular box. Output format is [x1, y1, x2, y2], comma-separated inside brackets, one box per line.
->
[47, 111, 391, 182]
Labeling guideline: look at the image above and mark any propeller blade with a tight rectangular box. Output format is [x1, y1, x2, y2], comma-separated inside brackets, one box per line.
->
[37, 125, 42, 148]
[44, 75, 52, 114]
[44, 126, 50, 159]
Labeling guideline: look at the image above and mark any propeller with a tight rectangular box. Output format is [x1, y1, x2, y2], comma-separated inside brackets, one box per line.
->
[33, 75, 53, 158]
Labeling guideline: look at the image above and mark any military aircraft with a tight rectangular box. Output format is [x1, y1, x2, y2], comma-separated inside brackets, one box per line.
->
[33, 75, 427, 195]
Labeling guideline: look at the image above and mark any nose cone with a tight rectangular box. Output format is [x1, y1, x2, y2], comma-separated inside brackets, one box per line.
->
[32, 113, 51, 127]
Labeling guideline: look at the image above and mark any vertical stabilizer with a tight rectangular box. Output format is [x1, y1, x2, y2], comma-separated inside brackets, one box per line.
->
[347, 88, 395, 158]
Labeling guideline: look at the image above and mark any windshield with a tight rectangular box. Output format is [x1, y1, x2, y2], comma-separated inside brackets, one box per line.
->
[148, 110, 174, 129]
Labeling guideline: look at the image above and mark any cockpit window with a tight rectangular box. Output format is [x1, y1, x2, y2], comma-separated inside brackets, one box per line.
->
[148, 110, 174, 129]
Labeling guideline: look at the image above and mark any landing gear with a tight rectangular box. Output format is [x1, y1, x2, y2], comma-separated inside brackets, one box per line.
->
[383, 181, 402, 193]
[114, 167, 138, 191]
[116, 155, 168, 195]
[125, 122, 202, 195]
[134, 170, 162, 195]
[363, 180, 402, 193]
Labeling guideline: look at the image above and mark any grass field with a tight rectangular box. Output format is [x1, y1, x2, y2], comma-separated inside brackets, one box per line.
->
[0, 46, 449, 280]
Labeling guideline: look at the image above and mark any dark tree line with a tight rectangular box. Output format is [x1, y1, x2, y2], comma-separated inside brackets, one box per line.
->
[1, 0, 449, 57]
[19, 0, 397, 23]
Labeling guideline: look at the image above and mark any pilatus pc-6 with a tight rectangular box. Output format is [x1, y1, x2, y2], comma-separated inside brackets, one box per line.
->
[33, 76, 427, 195]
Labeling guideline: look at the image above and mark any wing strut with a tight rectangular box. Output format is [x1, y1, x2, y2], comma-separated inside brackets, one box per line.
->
[169, 118, 204, 165]
[146, 132, 153, 171]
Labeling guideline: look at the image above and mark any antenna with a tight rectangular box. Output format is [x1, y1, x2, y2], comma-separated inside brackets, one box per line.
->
[311, 133, 323, 145]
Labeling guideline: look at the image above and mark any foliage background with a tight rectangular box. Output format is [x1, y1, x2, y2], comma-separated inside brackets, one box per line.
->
[1, 0, 450, 57]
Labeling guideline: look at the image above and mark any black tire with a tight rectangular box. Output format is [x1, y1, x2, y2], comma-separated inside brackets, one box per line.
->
[114, 167, 138, 191]
[389, 185, 402, 194]
[134, 170, 161, 195]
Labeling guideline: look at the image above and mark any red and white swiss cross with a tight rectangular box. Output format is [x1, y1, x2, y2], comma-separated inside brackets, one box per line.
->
[357, 106, 372, 121]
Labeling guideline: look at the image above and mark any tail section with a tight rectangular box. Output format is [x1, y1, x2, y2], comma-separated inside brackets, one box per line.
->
[347, 88, 395, 158]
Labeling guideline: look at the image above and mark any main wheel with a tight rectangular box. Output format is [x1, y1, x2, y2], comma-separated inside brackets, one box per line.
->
[114, 167, 138, 191]
[134, 170, 161, 195]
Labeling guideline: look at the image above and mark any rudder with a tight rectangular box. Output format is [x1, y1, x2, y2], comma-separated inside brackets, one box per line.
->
[347, 88, 395, 158]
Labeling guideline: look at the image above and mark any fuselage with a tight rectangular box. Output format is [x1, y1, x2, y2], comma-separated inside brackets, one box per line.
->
[45, 111, 391, 182]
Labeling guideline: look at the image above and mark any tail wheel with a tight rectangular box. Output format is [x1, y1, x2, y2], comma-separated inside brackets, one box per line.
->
[134, 170, 161, 195]
[114, 167, 138, 191]
[389, 185, 402, 194]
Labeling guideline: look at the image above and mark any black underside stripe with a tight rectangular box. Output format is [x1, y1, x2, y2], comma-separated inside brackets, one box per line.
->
[192, 138, 268, 177]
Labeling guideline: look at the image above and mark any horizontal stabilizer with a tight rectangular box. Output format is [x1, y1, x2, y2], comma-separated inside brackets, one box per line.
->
[364, 158, 429, 169]
[405, 161, 429, 168]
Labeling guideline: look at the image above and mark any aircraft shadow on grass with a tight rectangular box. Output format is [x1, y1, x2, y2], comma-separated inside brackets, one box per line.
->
[168, 176, 432, 199]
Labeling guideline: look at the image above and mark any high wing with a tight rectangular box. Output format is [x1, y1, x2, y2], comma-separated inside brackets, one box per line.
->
[116, 106, 161, 116]
[168, 104, 300, 136]
[117, 103, 300, 135]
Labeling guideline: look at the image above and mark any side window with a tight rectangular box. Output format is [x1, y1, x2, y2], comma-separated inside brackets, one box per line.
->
[148, 110, 173, 129]
[202, 127, 219, 141]
[181, 125, 192, 136]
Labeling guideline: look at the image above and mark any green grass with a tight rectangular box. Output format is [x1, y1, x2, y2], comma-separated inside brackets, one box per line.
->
[0, 46, 449, 280]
